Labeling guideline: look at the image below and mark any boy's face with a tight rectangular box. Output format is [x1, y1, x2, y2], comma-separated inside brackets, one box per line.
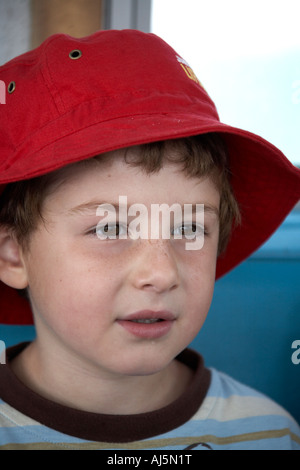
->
[21, 149, 220, 378]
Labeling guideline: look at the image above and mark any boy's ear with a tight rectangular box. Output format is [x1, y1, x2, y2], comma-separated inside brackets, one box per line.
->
[0, 228, 28, 289]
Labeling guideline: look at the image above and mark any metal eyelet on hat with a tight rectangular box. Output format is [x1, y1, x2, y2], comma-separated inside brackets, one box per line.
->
[8, 81, 16, 93]
[69, 49, 82, 60]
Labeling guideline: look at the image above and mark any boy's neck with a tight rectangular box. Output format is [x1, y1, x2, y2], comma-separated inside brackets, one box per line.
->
[10, 341, 193, 415]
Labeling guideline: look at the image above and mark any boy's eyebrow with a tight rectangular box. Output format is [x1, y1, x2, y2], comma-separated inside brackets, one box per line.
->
[66, 200, 126, 215]
[66, 200, 219, 217]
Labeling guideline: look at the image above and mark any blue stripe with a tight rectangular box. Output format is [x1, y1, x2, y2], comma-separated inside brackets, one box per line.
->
[0, 424, 88, 445]
[152, 414, 300, 439]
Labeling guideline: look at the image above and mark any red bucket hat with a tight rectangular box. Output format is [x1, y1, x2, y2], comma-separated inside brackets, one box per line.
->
[0, 29, 299, 325]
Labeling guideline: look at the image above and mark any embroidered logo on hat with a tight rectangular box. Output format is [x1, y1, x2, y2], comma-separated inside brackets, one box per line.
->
[176, 55, 203, 87]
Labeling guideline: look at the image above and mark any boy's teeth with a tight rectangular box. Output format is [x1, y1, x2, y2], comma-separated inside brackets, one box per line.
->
[131, 319, 161, 324]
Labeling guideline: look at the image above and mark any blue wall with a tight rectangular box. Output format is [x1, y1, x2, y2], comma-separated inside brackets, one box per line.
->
[1, 208, 300, 423]
[191, 208, 300, 423]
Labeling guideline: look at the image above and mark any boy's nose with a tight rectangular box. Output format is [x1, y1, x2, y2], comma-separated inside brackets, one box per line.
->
[129, 239, 180, 293]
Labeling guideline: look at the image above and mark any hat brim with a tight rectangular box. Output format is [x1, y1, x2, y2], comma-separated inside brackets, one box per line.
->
[0, 112, 299, 325]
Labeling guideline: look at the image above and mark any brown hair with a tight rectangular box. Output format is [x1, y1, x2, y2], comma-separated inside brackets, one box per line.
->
[0, 133, 240, 255]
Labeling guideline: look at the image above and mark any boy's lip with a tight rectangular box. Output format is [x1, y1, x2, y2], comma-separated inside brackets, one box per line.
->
[117, 310, 176, 339]
[121, 309, 176, 322]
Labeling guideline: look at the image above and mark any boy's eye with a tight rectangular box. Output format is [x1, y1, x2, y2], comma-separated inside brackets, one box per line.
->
[91, 223, 127, 239]
[172, 223, 205, 238]
[87, 222, 207, 240]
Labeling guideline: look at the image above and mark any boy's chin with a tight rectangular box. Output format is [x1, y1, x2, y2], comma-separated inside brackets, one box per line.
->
[108, 350, 178, 378]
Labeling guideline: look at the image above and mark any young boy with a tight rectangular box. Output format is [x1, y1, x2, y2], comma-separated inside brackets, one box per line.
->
[0, 30, 299, 451]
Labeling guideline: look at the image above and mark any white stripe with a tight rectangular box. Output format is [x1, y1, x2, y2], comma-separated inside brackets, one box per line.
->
[0, 402, 39, 427]
[192, 394, 296, 423]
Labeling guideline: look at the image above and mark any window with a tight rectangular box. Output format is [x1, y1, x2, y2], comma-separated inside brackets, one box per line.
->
[151, 0, 300, 166]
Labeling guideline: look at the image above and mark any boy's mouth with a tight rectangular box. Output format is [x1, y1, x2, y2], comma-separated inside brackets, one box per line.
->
[130, 318, 163, 324]
[121, 309, 176, 323]
[117, 310, 175, 339]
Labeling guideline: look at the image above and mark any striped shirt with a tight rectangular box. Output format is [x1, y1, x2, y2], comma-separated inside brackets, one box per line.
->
[0, 344, 299, 450]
